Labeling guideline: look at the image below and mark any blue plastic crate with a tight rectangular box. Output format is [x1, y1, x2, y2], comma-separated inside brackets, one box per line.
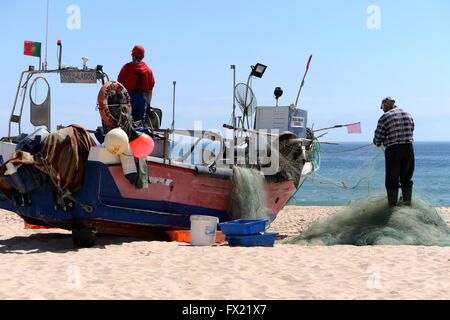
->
[218, 219, 268, 236]
[226, 233, 279, 247]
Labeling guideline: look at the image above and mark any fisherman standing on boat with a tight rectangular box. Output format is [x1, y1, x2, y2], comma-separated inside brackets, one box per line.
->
[118, 45, 155, 123]
[373, 97, 415, 207]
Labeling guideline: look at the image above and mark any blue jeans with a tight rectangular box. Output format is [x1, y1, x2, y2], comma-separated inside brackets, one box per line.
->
[129, 91, 148, 122]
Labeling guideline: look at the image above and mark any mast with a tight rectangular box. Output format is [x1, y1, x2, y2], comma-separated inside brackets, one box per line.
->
[44, 0, 49, 71]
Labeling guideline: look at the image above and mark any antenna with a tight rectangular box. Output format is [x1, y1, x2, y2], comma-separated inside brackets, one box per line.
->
[44, 0, 49, 71]
[170, 81, 177, 160]
[294, 54, 312, 108]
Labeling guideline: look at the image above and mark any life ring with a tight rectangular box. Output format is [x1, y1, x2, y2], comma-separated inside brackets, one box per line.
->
[97, 81, 132, 128]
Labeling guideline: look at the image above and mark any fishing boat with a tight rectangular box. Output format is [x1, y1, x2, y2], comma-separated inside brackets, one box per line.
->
[0, 44, 319, 247]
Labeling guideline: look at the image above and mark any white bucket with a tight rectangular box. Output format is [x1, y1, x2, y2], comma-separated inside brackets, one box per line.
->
[190, 215, 219, 246]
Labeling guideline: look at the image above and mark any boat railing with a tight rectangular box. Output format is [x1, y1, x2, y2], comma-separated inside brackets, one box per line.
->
[8, 67, 109, 139]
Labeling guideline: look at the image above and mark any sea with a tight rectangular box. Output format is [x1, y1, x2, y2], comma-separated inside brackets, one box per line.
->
[288, 142, 450, 207]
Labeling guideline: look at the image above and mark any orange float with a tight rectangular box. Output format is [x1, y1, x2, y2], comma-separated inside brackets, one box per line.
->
[166, 230, 226, 243]
[97, 81, 132, 128]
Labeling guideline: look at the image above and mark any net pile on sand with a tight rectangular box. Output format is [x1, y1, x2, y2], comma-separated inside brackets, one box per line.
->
[285, 196, 450, 246]
[229, 166, 268, 220]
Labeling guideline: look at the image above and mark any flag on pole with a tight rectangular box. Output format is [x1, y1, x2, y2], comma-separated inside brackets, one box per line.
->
[24, 41, 41, 57]
[345, 122, 362, 134]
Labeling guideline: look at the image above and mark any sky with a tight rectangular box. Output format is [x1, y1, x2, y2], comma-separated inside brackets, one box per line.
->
[0, 0, 449, 143]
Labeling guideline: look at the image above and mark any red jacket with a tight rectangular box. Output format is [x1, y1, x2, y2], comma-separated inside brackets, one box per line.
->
[118, 61, 155, 93]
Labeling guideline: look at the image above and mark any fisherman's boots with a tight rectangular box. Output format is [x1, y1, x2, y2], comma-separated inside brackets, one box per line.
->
[387, 188, 399, 208]
[401, 185, 413, 206]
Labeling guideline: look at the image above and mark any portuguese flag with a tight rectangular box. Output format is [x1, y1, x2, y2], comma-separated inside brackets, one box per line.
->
[24, 41, 41, 57]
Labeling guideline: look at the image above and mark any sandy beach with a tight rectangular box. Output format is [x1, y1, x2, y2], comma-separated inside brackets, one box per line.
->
[1, 206, 450, 300]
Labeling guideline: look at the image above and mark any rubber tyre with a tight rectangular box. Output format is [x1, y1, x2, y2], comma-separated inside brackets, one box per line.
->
[72, 229, 96, 248]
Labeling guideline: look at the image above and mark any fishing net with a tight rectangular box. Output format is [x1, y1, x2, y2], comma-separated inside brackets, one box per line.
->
[286, 142, 387, 207]
[306, 128, 321, 171]
[285, 195, 450, 246]
[229, 166, 268, 220]
[281, 129, 450, 246]
[308, 144, 382, 191]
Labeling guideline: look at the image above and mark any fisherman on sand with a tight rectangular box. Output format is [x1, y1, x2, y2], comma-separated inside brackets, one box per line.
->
[373, 97, 415, 208]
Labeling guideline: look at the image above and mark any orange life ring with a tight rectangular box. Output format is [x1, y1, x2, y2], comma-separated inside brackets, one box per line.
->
[97, 81, 132, 128]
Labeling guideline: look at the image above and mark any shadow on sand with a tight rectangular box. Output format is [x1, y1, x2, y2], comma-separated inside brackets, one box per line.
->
[0, 231, 170, 254]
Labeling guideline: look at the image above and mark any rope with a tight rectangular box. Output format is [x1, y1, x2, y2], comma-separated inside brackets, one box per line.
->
[320, 143, 373, 153]
[36, 152, 93, 213]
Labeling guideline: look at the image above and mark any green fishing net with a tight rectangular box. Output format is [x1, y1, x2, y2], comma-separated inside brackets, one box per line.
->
[285, 195, 450, 246]
[307, 145, 382, 192]
[229, 166, 268, 220]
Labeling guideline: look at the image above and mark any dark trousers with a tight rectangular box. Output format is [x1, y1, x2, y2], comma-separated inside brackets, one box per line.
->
[129, 91, 148, 122]
[384, 143, 415, 190]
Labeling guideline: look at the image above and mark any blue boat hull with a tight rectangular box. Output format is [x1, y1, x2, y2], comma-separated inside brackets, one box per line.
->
[0, 161, 230, 235]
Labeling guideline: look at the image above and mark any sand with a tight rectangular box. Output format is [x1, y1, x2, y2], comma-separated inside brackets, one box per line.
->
[1, 206, 450, 300]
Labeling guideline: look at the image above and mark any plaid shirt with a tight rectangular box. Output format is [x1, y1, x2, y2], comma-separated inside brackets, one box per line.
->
[373, 106, 414, 147]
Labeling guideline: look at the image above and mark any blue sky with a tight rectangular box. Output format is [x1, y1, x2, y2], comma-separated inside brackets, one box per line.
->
[1, 0, 449, 142]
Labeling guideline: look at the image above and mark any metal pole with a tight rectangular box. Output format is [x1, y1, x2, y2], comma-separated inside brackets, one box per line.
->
[17, 74, 34, 134]
[44, 0, 49, 71]
[313, 125, 344, 132]
[244, 72, 252, 129]
[171, 80, 176, 161]
[8, 71, 27, 138]
[294, 54, 312, 108]
[171, 81, 176, 132]
[230, 65, 236, 145]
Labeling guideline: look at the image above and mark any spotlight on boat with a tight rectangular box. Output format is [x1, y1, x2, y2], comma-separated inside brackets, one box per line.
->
[274, 87, 283, 107]
[274, 87, 283, 99]
[250, 63, 267, 78]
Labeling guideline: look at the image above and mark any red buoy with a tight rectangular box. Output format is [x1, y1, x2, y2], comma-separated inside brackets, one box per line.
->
[129, 130, 154, 158]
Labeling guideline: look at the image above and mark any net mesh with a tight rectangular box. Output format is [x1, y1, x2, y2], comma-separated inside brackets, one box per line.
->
[284, 139, 450, 246]
[309, 145, 382, 191]
[287, 143, 385, 206]
[234, 83, 257, 117]
[229, 166, 268, 220]
[285, 195, 450, 246]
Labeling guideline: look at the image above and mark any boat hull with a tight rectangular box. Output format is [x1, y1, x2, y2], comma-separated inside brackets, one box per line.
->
[0, 160, 299, 237]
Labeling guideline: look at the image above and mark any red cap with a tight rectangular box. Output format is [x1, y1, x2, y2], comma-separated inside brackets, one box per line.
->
[132, 45, 145, 58]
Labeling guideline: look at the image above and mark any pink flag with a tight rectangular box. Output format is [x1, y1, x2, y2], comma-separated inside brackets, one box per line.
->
[345, 122, 362, 134]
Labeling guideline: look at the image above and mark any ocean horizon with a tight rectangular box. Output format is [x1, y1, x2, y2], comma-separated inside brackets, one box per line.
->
[288, 141, 450, 207]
